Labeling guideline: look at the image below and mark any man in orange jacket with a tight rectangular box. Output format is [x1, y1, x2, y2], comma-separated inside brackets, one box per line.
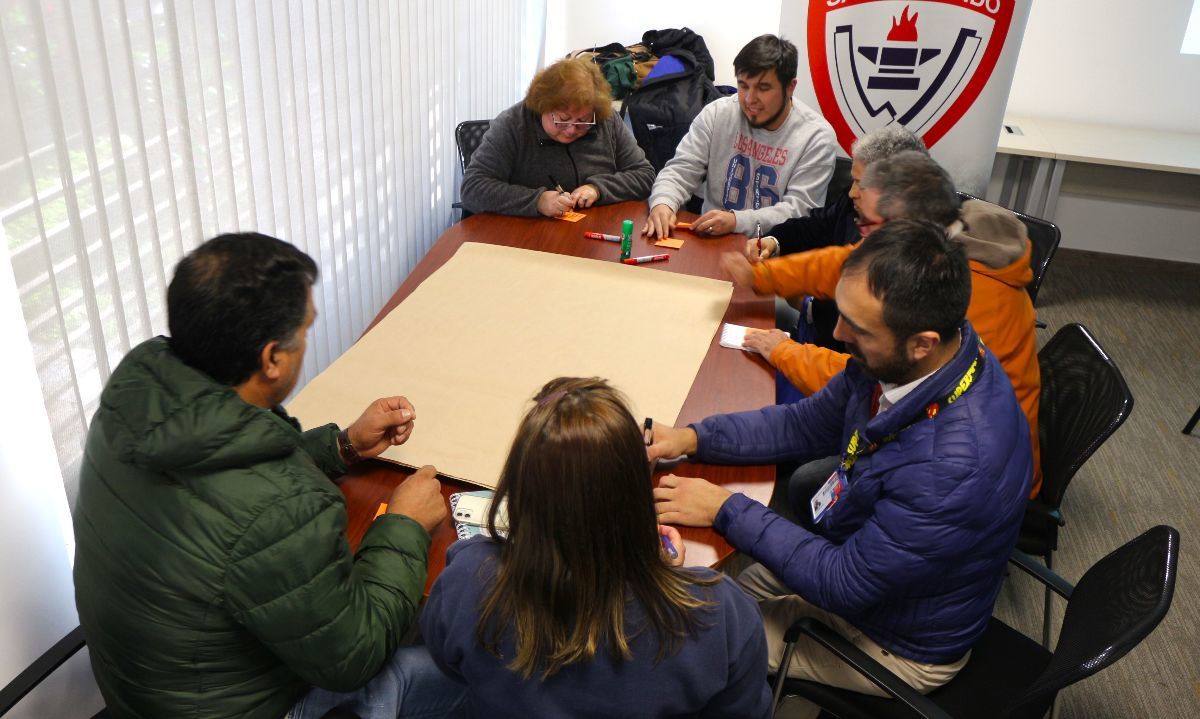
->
[723, 150, 1042, 497]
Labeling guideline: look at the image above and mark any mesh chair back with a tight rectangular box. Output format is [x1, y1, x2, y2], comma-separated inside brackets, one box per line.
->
[1037, 323, 1134, 509]
[956, 192, 1060, 303]
[455, 120, 491, 172]
[1018, 211, 1060, 303]
[1008, 525, 1179, 716]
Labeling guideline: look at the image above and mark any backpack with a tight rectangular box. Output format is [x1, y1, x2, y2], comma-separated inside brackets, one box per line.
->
[570, 43, 637, 99]
[640, 27, 716, 81]
[621, 48, 723, 173]
[625, 43, 658, 88]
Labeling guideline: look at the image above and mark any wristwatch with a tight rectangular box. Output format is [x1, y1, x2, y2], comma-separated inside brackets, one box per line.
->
[337, 428, 363, 464]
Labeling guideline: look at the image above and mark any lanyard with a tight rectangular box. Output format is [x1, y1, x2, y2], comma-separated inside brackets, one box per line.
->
[840, 342, 985, 473]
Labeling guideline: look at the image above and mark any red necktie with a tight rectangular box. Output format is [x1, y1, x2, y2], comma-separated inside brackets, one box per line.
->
[869, 383, 883, 418]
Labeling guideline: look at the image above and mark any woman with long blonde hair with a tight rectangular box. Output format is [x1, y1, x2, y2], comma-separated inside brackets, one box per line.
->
[422, 377, 770, 718]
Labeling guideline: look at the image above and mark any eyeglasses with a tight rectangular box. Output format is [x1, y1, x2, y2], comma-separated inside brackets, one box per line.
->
[552, 114, 596, 128]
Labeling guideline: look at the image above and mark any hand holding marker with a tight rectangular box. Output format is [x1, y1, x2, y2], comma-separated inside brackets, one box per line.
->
[645, 417, 679, 561]
[660, 530, 678, 560]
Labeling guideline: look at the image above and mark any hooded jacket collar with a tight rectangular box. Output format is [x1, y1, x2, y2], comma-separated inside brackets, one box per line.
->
[97, 337, 303, 474]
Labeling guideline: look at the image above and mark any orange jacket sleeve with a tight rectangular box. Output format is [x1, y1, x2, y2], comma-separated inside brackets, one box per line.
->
[768, 340, 851, 397]
[751, 244, 856, 299]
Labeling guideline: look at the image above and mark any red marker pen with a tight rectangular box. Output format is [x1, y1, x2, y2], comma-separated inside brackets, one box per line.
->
[584, 231, 621, 242]
[623, 254, 670, 265]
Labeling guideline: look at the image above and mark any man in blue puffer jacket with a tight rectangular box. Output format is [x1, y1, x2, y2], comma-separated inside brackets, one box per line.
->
[650, 219, 1032, 705]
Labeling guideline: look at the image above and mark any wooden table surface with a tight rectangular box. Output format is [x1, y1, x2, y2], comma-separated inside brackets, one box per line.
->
[336, 201, 777, 594]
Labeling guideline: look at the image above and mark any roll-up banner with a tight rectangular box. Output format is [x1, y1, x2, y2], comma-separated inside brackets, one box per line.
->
[783, 0, 1032, 195]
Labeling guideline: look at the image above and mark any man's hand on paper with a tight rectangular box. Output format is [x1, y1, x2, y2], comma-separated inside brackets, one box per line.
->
[386, 465, 447, 533]
[742, 328, 789, 361]
[643, 203, 677, 239]
[654, 474, 732, 528]
[646, 423, 698, 463]
[347, 396, 417, 459]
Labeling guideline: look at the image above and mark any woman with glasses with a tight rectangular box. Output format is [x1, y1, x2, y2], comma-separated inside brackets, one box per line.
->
[461, 59, 655, 218]
[421, 377, 772, 718]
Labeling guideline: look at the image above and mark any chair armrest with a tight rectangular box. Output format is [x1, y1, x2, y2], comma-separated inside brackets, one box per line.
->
[0, 626, 88, 714]
[781, 618, 953, 719]
[1024, 501, 1064, 527]
[1009, 550, 1074, 600]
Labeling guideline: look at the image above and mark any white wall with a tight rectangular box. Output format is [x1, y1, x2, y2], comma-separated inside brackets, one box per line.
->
[0, 230, 103, 716]
[1002, 1, 1200, 263]
[1006, 0, 1200, 134]
[544, 0, 783, 87]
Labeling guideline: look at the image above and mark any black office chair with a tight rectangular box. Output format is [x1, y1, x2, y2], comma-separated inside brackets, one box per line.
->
[826, 156, 854, 201]
[453, 120, 491, 220]
[455, 120, 490, 172]
[0, 627, 107, 718]
[770, 524, 1179, 719]
[1023, 322, 1133, 646]
[957, 192, 1061, 305]
[0, 626, 360, 718]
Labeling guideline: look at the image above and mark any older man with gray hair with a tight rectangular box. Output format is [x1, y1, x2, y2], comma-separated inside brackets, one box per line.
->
[746, 126, 929, 350]
[745, 125, 929, 260]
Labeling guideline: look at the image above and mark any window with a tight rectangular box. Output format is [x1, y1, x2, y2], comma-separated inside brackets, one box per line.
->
[1184, 0, 1200, 54]
[1, 0, 547, 505]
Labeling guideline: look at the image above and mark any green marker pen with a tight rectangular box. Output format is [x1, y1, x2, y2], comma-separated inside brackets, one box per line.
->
[620, 219, 633, 262]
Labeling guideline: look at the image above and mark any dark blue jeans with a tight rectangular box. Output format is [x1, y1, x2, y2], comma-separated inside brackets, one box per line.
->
[286, 645, 466, 719]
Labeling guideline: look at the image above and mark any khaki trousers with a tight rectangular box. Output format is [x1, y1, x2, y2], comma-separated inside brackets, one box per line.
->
[738, 562, 968, 718]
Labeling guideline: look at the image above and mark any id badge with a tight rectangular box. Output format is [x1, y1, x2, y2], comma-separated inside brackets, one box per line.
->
[810, 467, 847, 523]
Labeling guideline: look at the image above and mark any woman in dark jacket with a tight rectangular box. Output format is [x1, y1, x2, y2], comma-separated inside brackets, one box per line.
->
[461, 60, 655, 217]
[421, 377, 771, 718]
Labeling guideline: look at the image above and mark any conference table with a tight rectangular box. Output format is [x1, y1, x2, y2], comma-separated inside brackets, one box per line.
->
[335, 200, 777, 594]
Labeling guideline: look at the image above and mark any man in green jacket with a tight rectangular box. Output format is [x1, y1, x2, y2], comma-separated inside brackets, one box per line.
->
[73, 233, 465, 719]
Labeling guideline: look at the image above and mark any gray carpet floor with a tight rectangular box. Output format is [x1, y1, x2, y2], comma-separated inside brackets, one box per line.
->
[990, 249, 1200, 718]
[770, 248, 1200, 718]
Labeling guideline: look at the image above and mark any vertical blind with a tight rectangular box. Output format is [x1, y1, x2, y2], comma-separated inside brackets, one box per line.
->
[0, 0, 546, 505]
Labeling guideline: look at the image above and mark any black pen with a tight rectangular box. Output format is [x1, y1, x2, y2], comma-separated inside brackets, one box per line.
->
[547, 174, 568, 196]
[644, 417, 659, 474]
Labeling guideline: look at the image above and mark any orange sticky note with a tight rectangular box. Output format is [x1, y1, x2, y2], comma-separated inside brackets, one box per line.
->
[655, 237, 685, 249]
[674, 222, 692, 230]
[555, 211, 586, 222]
[374, 502, 388, 519]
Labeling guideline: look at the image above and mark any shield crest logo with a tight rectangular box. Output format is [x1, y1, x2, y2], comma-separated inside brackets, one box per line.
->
[808, 0, 1015, 153]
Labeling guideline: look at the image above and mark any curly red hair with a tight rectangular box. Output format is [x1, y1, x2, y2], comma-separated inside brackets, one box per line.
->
[524, 59, 614, 121]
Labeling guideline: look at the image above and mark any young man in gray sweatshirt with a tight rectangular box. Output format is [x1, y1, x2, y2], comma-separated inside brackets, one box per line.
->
[643, 35, 837, 239]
